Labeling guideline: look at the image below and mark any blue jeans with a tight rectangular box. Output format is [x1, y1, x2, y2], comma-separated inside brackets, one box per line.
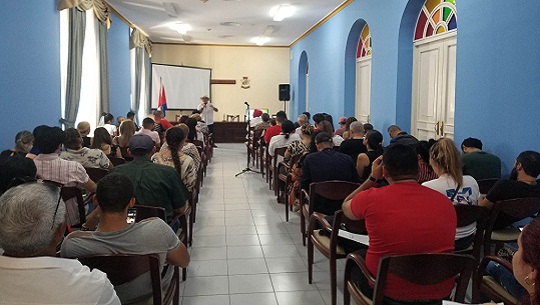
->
[485, 261, 527, 299]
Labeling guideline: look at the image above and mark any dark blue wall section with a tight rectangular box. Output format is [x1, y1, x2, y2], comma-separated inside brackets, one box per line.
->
[108, 14, 131, 119]
[0, 1, 61, 150]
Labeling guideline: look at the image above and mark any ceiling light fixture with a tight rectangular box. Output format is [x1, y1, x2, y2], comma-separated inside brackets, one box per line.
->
[270, 4, 296, 22]
[251, 36, 270, 46]
[167, 22, 192, 34]
[263, 25, 276, 36]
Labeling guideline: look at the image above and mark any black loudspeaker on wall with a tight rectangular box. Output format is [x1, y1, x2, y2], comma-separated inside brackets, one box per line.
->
[279, 83, 290, 101]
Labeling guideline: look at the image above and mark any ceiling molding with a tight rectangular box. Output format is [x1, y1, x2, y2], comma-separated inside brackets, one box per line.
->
[152, 42, 289, 48]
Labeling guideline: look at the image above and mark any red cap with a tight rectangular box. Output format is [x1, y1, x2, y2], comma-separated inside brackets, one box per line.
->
[253, 109, 263, 117]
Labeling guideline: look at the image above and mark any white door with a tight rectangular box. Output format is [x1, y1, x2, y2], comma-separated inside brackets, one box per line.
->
[411, 31, 457, 140]
[305, 73, 309, 112]
[355, 57, 372, 123]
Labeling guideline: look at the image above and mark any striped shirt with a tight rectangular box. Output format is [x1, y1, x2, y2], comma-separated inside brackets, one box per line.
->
[34, 153, 90, 226]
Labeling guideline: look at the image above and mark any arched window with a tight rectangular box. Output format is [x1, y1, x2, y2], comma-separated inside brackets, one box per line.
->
[415, 0, 457, 41]
[356, 24, 372, 59]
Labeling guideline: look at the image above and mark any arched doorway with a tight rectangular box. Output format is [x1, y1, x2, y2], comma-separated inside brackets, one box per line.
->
[355, 24, 372, 124]
[411, 0, 458, 139]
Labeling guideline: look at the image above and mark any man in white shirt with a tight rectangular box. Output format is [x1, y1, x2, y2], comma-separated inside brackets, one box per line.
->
[102, 113, 118, 137]
[0, 182, 120, 305]
[197, 95, 218, 134]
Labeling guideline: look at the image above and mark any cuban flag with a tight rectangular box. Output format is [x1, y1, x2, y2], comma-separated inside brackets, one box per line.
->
[158, 82, 167, 116]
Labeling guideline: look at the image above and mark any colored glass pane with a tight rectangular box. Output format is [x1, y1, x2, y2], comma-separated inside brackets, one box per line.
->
[433, 9, 441, 23]
[416, 10, 428, 40]
[443, 7, 451, 21]
[362, 49, 366, 57]
[448, 14, 457, 30]
[436, 26, 445, 34]
[367, 50, 371, 56]
[356, 48, 361, 59]
[445, 0, 456, 5]
[425, 0, 439, 13]
[427, 23, 434, 37]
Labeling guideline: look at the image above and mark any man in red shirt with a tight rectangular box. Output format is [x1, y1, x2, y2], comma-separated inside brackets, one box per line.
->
[263, 111, 287, 143]
[153, 110, 173, 130]
[342, 144, 456, 302]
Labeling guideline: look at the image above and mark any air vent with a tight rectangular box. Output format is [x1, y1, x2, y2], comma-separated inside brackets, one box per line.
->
[219, 22, 240, 27]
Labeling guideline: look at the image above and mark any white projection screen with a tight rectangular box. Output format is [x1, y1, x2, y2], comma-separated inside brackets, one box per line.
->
[151, 64, 211, 110]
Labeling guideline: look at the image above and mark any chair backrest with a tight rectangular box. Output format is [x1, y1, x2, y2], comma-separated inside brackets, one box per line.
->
[477, 178, 499, 194]
[272, 147, 287, 167]
[308, 180, 360, 216]
[134, 204, 167, 223]
[61, 186, 85, 226]
[78, 254, 166, 305]
[484, 197, 540, 244]
[192, 139, 204, 148]
[84, 167, 109, 182]
[372, 253, 476, 304]
[454, 204, 489, 261]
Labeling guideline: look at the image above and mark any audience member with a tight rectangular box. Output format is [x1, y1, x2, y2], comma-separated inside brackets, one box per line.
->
[33, 126, 96, 225]
[312, 113, 325, 132]
[176, 124, 202, 169]
[153, 109, 173, 130]
[102, 113, 118, 137]
[363, 123, 373, 134]
[416, 139, 438, 183]
[61, 173, 189, 304]
[319, 120, 344, 146]
[116, 116, 126, 126]
[126, 111, 139, 130]
[26, 125, 47, 159]
[356, 130, 383, 181]
[0, 155, 37, 194]
[191, 113, 209, 135]
[343, 144, 456, 301]
[264, 111, 287, 143]
[60, 128, 112, 170]
[285, 123, 314, 164]
[135, 117, 161, 149]
[255, 113, 271, 132]
[301, 132, 359, 215]
[77, 121, 92, 147]
[268, 120, 301, 157]
[387, 125, 419, 147]
[479, 150, 540, 229]
[185, 117, 205, 147]
[113, 119, 136, 159]
[461, 137, 502, 180]
[250, 109, 263, 128]
[294, 114, 309, 134]
[339, 121, 367, 161]
[0, 182, 120, 304]
[0, 130, 34, 161]
[422, 138, 480, 250]
[342, 117, 358, 140]
[110, 134, 188, 221]
[152, 127, 197, 192]
[91, 126, 114, 155]
[303, 111, 311, 123]
[513, 218, 540, 305]
[334, 116, 348, 136]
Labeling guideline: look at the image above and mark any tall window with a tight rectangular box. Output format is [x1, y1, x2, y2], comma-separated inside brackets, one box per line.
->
[414, 0, 457, 41]
[355, 24, 372, 123]
[60, 9, 100, 131]
[356, 24, 372, 59]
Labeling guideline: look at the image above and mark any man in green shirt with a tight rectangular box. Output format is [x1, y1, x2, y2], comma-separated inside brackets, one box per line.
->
[461, 137, 502, 180]
[111, 134, 188, 220]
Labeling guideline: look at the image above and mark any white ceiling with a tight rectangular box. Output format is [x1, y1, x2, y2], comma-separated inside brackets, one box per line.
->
[106, 0, 347, 46]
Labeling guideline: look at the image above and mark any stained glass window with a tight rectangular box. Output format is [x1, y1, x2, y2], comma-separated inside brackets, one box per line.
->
[414, 0, 457, 41]
[356, 24, 372, 59]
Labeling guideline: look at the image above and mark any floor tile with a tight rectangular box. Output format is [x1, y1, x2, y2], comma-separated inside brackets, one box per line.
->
[227, 258, 268, 275]
[275, 291, 327, 305]
[191, 236, 227, 248]
[229, 293, 278, 305]
[183, 276, 229, 296]
[262, 244, 302, 258]
[226, 234, 260, 246]
[229, 274, 274, 294]
[189, 246, 227, 261]
[181, 295, 230, 305]
[227, 245, 264, 259]
[187, 260, 228, 277]
[266, 257, 308, 273]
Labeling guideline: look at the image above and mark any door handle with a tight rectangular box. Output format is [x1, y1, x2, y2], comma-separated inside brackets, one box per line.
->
[434, 121, 440, 135]
[440, 121, 444, 136]
[367, 115, 370, 123]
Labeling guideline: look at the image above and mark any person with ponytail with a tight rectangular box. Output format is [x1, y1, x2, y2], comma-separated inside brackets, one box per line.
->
[422, 137, 480, 251]
[268, 120, 301, 157]
[151, 127, 197, 192]
[356, 130, 383, 182]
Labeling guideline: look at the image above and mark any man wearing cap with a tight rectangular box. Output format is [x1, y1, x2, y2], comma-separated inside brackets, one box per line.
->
[197, 95, 218, 134]
[250, 109, 263, 128]
[110, 134, 189, 221]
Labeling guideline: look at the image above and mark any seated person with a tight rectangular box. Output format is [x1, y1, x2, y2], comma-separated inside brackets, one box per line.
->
[0, 154, 37, 194]
[102, 113, 118, 137]
[91, 127, 114, 155]
[294, 114, 309, 134]
[0, 182, 119, 304]
[318, 120, 344, 147]
[416, 139, 438, 183]
[153, 109, 173, 130]
[387, 125, 419, 147]
[77, 121, 92, 148]
[135, 117, 161, 149]
[255, 112, 271, 132]
[0, 130, 34, 162]
[461, 137, 502, 180]
[264, 111, 287, 143]
[60, 128, 112, 170]
[356, 130, 383, 182]
[339, 121, 367, 161]
[479, 150, 540, 229]
[301, 132, 359, 215]
[422, 138, 480, 251]
[111, 134, 189, 221]
[334, 116, 348, 136]
[113, 119, 137, 158]
[61, 173, 189, 304]
[343, 144, 456, 302]
[33, 126, 96, 226]
[268, 120, 301, 157]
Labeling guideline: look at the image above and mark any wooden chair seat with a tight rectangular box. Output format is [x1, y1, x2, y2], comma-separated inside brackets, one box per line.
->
[472, 255, 518, 305]
[453, 204, 488, 263]
[84, 167, 109, 182]
[312, 229, 346, 255]
[490, 227, 521, 241]
[477, 178, 499, 195]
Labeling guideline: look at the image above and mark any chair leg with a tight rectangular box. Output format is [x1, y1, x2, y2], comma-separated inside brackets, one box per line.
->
[285, 190, 289, 222]
[343, 283, 351, 305]
[300, 210, 306, 246]
[330, 256, 337, 305]
[308, 236, 314, 284]
[182, 267, 187, 281]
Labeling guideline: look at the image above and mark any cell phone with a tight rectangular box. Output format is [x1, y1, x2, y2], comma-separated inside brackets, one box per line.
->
[127, 208, 137, 224]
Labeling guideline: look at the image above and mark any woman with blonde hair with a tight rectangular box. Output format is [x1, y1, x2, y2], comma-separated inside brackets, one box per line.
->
[422, 138, 480, 250]
[113, 120, 136, 158]
[0, 131, 34, 161]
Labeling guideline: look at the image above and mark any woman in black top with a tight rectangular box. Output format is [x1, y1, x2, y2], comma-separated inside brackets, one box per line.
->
[356, 130, 383, 181]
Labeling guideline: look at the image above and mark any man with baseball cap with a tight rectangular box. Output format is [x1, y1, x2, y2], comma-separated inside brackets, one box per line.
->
[111, 134, 189, 221]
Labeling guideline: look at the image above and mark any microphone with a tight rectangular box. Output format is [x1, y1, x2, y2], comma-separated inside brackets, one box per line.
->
[244, 101, 250, 107]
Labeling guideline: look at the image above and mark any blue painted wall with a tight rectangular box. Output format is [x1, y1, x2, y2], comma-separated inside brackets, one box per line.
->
[290, 0, 540, 173]
[0, 1, 61, 150]
[108, 14, 132, 119]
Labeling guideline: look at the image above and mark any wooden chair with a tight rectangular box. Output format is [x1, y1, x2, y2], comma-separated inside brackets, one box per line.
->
[453, 204, 489, 263]
[271, 146, 287, 195]
[118, 147, 133, 162]
[249, 129, 263, 167]
[79, 254, 180, 305]
[472, 255, 518, 305]
[282, 153, 304, 222]
[477, 178, 499, 195]
[344, 253, 476, 305]
[300, 181, 361, 246]
[308, 210, 366, 305]
[61, 186, 87, 227]
[134, 204, 190, 281]
[483, 197, 540, 255]
[84, 167, 109, 183]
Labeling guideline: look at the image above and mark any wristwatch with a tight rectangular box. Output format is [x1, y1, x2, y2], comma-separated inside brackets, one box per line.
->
[368, 175, 380, 183]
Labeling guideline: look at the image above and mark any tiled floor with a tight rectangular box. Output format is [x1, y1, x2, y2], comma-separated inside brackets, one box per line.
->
[180, 143, 345, 305]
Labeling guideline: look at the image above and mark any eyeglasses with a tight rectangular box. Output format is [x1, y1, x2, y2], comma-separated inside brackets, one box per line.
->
[339, 122, 346, 125]
[8, 177, 63, 229]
